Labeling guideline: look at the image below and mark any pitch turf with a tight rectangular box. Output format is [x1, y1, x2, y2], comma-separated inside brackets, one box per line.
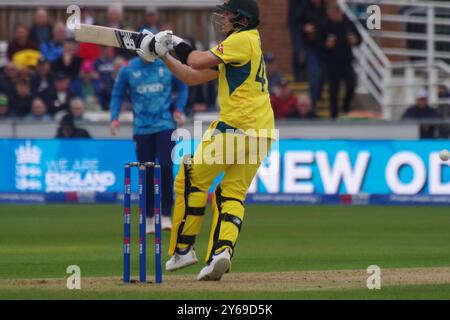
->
[0, 205, 449, 299]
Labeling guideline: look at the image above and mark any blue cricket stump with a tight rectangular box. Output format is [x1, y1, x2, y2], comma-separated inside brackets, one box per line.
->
[123, 164, 131, 283]
[153, 164, 163, 284]
[123, 162, 162, 284]
[139, 164, 147, 283]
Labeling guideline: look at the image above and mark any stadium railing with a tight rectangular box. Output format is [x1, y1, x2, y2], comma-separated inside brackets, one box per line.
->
[338, 0, 450, 120]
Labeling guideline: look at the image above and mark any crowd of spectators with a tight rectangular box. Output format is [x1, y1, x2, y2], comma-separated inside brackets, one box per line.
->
[0, 4, 216, 125]
[269, 73, 318, 120]
[266, 50, 319, 120]
[280, 0, 363, 119]
[0, 2, 448, 132]
[282, 0, 448, 133]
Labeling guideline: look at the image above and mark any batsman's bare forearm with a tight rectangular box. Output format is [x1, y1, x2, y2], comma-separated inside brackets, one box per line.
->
[162, 53, 218, 86]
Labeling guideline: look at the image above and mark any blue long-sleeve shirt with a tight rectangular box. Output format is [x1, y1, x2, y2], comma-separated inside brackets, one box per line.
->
[39, 41, 63, 63]
[110, 57, 188, 135]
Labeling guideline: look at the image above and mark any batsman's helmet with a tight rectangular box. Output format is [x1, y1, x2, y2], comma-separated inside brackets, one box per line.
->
[217, 0, 260, 27]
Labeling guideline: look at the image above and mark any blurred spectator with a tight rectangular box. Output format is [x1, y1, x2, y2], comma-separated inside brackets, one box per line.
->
[10, 78, 33, 117]
[80, 6, 95, 25]
[438, 84, 450, 100]
[402, 88, 440, 139]
[51, 40, 82, 79]
[7, 24, 35, 58]
[437, 85, 450, 118]
[77, 25, 101, 62]
[55, 114, 91, 138]
[71, 60, 101, 111]
[299, 0, 326, 110]
[25, 97, 51, 121]
[270, 78, 298, 119]
[78, 44, 101, 61]
[139, 6, 161, 33]
[69, 97, 89, 123]
[17, 66, 34, 81]
[0, 94, 10, 118]
[43, 72, 77, 115]
[7, 24, 40, 68]
[106, 3, 123, 29]
[112, 57, 128, 80]
[322, 4, 361, 119]
[265, 52, 284, 95]
[40, 22, 66, 63]
[289, 94, 318, 119]
[437, 85, 450, 138]
[187, 81, 217, 114]
[288, 0, 307, 81]
[95, 46, 116, 110]
[31, 57, 54, 96]
[0, 62, 18, 97]
[29, 8, 53, 45]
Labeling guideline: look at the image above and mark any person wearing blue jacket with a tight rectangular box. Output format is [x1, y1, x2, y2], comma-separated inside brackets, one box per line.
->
[110, 56, 188, 233]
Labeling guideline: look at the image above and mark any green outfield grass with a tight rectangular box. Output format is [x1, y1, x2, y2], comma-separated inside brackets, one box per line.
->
[0, 205, 449, 299]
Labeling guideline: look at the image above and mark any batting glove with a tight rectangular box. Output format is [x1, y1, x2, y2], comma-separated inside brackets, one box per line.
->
[136, 29, 157, 62]
[152, 30, 186, 58]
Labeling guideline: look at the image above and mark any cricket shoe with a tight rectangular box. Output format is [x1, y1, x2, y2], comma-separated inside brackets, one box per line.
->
[197, 248, 231, 281]
[146, 217, 155, 234]
[161, 216, 173, 231]
[166, 247, 198, 271]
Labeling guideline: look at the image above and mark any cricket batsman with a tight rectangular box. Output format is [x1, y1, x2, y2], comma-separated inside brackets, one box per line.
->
[137, 0, 275, 281]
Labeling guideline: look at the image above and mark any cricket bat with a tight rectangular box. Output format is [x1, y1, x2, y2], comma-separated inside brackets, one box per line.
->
[74, 24, 142, 50]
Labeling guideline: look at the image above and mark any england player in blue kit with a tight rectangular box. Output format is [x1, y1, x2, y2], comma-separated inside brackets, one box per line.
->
[110, 56, 188, 233]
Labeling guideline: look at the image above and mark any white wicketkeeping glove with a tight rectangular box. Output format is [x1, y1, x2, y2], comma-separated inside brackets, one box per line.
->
[136, 29, 157, 62]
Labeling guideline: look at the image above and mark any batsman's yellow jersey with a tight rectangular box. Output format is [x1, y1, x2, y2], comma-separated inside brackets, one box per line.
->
[210, 29, 275, 138]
